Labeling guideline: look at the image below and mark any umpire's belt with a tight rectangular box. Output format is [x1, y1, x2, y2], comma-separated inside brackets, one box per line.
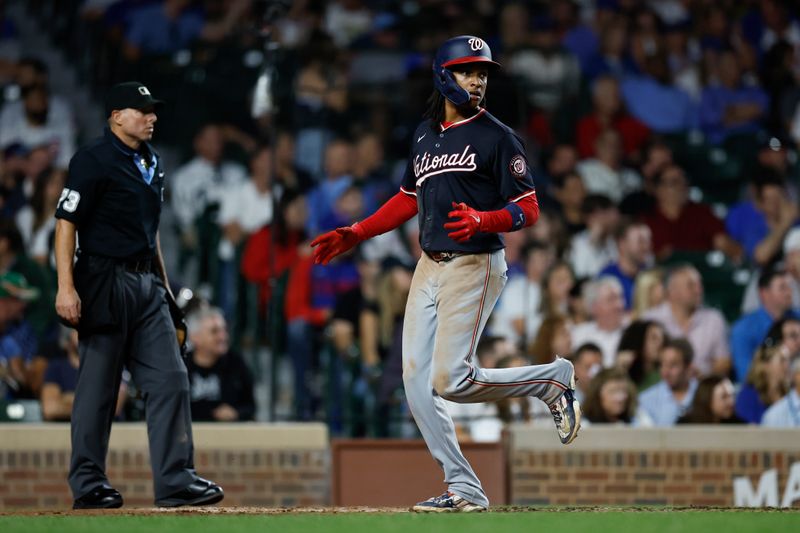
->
[81, 252, 154, 273]
[121, 256, 154, 273]
[426, 251, 464, 263]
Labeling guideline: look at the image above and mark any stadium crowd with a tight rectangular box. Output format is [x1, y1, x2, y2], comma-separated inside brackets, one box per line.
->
[1, 0, 800, 438]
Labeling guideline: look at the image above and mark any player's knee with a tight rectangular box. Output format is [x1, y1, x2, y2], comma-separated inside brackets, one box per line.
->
[432, 368, 460, 399]
[402, 357, 422, 386]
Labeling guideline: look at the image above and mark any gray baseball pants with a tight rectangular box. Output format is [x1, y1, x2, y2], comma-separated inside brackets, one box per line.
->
[402, 250, 573, 508]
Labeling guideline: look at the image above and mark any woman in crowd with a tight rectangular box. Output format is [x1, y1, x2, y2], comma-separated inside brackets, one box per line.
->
[631, 268, 664, 318]
[529, 314, 572, 365]
[616, 319, 666, 390]
[567, 277, 591, 326]
[679, 376, 744, 424]
[582, 367, 650, 425]
[539, 261, 575, 320]
[14, 167, 65, 266]
[735, 342, 791, 424]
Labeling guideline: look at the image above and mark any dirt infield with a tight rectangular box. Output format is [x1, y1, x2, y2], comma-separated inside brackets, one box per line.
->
[2, 506, 799, 517]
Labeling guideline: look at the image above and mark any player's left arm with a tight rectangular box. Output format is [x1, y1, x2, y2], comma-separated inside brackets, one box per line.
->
[444, 133, 539, 243]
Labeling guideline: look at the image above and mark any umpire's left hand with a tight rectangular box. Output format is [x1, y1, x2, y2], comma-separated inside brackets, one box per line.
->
[56, 286, 81, 326]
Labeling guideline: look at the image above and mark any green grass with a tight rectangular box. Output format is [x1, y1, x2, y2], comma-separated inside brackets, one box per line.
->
[2, 511, 800, 533]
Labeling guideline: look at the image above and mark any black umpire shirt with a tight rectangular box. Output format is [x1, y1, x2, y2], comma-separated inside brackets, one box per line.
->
[55, 127, 166, 259]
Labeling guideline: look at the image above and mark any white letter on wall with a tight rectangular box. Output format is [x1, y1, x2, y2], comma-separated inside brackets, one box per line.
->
[781, 463, 800, 508]
[733, 469, 779, 507]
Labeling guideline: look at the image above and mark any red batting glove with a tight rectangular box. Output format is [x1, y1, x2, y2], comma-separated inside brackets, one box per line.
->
[310, 225, 363, 265]
[444, 202, 485, 243]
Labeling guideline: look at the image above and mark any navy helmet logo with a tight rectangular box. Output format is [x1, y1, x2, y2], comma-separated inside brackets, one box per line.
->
[468, 38, 484, 51]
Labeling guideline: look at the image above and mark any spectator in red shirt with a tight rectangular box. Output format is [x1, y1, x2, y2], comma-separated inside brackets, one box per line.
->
[576, 75, 650, 160]
[240, 190, 308, 312]
[642, 165, 742, 261]
[284, 244, 359, 421]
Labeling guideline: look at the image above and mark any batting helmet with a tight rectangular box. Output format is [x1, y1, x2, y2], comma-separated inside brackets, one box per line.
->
[433, 35, 501, 106]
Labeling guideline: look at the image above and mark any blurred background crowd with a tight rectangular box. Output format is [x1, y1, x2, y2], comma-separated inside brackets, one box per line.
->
[2, 0, 800, 439]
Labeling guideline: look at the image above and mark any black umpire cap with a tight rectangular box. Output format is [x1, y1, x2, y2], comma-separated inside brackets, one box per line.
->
[105, 81, 164, 117]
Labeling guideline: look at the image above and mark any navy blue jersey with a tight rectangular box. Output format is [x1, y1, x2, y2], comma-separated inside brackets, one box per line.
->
[400, 109, 536, 253]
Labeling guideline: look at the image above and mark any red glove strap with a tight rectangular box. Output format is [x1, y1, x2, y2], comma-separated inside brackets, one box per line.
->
[354, 191, 418, 239]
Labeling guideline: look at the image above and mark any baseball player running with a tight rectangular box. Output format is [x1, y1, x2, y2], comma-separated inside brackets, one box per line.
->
[311, 35, 580, 512]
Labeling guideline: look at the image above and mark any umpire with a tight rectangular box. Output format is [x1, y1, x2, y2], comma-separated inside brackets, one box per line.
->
[54, 82, 223, 509]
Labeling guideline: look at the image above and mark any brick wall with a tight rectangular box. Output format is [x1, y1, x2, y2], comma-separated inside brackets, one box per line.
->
[508, 426, 800, 507]
[0, 423, 329, 510]
[5, 424, 800, 509]
[510, 450, 800, 506]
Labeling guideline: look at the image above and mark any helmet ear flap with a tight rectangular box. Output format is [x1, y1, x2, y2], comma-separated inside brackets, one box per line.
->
[437, 67, 470, 106]
[436, 66, 448, 85]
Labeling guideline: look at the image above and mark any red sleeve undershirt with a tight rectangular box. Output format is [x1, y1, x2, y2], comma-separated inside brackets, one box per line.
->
[353, 190, 419, 240]
[352, 189, 540, 241]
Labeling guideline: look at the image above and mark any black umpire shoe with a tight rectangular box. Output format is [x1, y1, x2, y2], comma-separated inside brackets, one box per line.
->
[155, 478, 224, 508]
[73, 487, 124, 510]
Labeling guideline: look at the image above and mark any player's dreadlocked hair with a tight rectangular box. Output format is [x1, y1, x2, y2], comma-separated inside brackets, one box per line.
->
[423, 89, 445, 127]
[423, 88, 486, 127]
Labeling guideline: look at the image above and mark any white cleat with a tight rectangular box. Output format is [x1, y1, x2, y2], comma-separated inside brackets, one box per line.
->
[548, 356, 582, 445]
[411, 491, 487, 513]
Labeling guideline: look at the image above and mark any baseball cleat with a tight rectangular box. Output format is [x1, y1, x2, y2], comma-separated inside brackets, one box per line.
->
[548, 356, 581, 445]
[411, 491, 487, 513]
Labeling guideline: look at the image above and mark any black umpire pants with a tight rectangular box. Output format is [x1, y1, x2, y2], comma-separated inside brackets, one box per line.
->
[68, 266, 196, 501]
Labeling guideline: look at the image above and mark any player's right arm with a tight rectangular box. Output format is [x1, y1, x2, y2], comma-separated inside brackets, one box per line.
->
[312, 137, 420, 265]
[54, 149, 104, 326]
[54, 218, 80, 326]
[310, 190, 418, 265]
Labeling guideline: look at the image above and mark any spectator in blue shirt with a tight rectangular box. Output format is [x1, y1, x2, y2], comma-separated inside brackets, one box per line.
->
[638, 338, 698, 426]
[306, 139, 354, 235]
[552, 0, 599, 74]
[0, 271, 39, 399]
[725, 172, 797, 266]
[731, 266, 799, 382]
[762, 356, 800, 427]
[621, 52, 696, 133]
[123, 0, 250, 60]
[699, 50, 769, 145]
[599, 219, 653, 310]
[583, 15, 638, 82]
[40, 327, 127, 421]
